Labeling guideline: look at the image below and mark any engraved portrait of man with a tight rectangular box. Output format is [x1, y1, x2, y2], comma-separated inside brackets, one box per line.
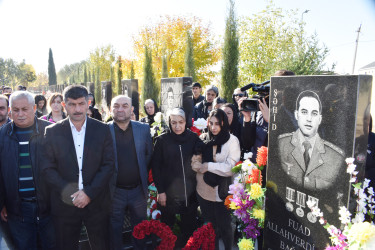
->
[278, 90, 345, 191]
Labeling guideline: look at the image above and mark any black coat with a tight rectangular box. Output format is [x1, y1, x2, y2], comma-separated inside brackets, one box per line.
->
[0, 118, 52, 218]
[41, 117, 115, 216]
[151, 129, 203, 208]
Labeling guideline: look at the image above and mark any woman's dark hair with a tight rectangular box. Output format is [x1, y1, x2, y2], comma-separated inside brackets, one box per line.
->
[167, 87, 173, 93]
[208, 109, 229, 136]
[35, 95, 47, 110]
[63, 85, 88, 102]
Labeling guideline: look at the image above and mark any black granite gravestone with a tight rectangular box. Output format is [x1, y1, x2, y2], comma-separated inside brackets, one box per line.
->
[160, 77, 193, 127]
[87, 82, 95, 95]
[121, 79, 139, 120]
[101, 81, 112, 119]
[264, 75, 372, 250]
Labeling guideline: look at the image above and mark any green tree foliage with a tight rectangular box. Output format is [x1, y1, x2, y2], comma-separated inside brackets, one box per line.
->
[95, 67, 101, 105]
[48, 48, 57, 85]
[0, 58, 36, 87]
[162, 55, 168, 78]
[129, 61, 135, 79]
[141, 46, 157, 105]
[88, 45, 115, 83]
[221, 0, 239, 102]
[184, 31, 196, 81]
[84, 65, 88, 83]
[239, 2, 333, 83]
[117, 56, 123, 95]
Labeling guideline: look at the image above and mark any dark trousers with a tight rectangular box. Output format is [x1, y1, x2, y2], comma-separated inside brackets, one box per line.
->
[110, 186, 147, 250]
[7, 201, 56, 250]
[53, 207, 109, 250]
[159, 199, 198, 248]
[197, 194, 232, 250]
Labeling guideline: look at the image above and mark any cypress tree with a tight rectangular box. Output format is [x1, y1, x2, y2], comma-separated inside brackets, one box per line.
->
[117, 57, 122, 95]
[184, 31, 196, 81]
[84, 65, 88, 83]
[48, 48, 57, 85]
[88, 69, 91, 83]
[95, 68, 101, 105]
[129, 61, 135, 79]
[221, 0, 239, 102]
[162, 55, 168, 78]
[141, 46, 157, 105]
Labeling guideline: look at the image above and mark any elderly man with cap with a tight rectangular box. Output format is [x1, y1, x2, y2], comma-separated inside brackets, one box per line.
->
[193, 85, 219, 120]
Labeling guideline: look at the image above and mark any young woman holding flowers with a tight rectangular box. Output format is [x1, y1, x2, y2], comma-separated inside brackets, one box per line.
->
[151, 108, 203, 247]
[40, 93, 66, 123]
[192, 109, 241, 250]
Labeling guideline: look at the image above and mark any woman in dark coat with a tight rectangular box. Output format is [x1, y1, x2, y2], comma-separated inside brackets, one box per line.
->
[151, 108, 203, 247]
[140, 99, 159, 126]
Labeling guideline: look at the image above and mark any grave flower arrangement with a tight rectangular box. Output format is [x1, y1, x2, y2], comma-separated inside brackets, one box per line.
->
[227, 146, 268, 250]
[182, 223, 216, 250]
[150, 112, 168, 138]
[190, 118, 207, 136]
[147, 183, 161, 220]
[307, 158, 375, 250]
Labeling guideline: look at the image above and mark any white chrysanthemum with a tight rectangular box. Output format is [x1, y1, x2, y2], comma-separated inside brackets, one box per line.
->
[193, 118, 207, 130]
[319, 218, 325, 224]
[346, 158, 355, 164]
[243, 152, 253, 160]
[352, 213, 365, 224]
[241, 159, 256, 174]
[368, 187, 374, 196]
[154, 112, 163, 123]
[350, 177, 357, 183]
[347, 163, 357, 174]
[339, 206, 351, 224]
[364, 179, 371, 189]
[150, 127, 156, 137]
[311, 207, 323, 217]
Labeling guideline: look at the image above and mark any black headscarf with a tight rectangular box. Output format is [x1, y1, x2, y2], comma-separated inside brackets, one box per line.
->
[143, 99, 159, 126]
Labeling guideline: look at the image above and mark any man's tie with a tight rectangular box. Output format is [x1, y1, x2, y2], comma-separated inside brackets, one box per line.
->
[303, 141, 311, 168]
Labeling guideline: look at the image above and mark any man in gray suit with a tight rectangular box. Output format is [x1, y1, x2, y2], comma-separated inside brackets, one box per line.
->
[108, 95, 153, 250]
[278, 90, 345, 191]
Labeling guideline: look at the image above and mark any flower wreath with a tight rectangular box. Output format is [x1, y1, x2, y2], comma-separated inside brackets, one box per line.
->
[183, 223, 215, 250]
[133, 220, 177, 250]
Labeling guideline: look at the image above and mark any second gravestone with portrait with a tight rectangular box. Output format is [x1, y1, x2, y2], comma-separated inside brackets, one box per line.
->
[121, 79, 139, 120]
[264, 75, 372, 249]
[160, 77, 193, 126]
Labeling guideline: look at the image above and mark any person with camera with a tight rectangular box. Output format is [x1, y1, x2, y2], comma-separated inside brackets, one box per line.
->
[239, 96, 269, 162]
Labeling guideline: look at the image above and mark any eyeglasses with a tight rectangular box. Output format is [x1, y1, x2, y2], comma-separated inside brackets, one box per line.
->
[233, 94, 245, 97]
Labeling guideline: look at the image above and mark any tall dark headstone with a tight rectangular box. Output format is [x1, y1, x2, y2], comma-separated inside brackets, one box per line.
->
[264, 75, 372, 249]
[87, 82, 95, 95]
[101, 81, 112, 117]
[121, 79, 139, 120]
[161, 77, 193, 127]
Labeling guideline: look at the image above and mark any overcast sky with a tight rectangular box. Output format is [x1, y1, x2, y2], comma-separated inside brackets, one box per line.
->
[0, 0, 374, 75]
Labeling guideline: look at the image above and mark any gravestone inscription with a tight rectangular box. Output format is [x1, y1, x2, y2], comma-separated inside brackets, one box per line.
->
[264, 75, 372, 249]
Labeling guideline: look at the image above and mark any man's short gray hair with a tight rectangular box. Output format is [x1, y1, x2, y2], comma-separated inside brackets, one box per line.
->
[111, 95, 132, 107]
[9, 91, 35, 108]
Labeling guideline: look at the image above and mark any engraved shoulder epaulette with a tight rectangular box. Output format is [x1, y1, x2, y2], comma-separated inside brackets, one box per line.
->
[278, 132, 293, 140]
[323, 140, 345, 156]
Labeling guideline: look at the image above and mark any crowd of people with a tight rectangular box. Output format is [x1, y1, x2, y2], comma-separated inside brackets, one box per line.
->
[0, 69, 374, 250]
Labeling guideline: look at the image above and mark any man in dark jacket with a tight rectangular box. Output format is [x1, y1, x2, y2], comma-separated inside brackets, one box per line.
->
[192, 82, 204, 106]
[0, 91, 55, 250]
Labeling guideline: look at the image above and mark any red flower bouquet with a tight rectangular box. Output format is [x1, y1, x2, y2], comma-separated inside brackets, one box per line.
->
[133, 220, 177, 250]
[183, 223, 216, 250]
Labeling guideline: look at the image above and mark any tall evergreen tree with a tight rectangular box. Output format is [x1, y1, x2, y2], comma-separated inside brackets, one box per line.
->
[142, 46, 157, 105]
[88, 69, 91, 83]
[117, 56, 123, 95]
[221, 0, 239, 102]
[162, 55, 168, 78]
[184, 31, 196, 81]
[129, 61, 135, 79]
[84, 65, 88, 83]
[95, 67, 101, 105]
[48, 48, 57, 85]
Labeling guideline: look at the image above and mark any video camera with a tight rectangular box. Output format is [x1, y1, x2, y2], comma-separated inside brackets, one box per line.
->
[239, 80, 270, 112]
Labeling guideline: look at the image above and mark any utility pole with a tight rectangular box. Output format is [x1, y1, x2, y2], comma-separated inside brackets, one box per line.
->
[352, 24, 362, 74]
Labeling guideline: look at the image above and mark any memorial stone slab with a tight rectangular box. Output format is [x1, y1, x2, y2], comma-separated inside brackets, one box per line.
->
[101, 81, 112, 115]
[264, 75, 372, 250]
[160, 77, 193, 127]
[121, 79, 139, 120]
[87, 82, 95, 95]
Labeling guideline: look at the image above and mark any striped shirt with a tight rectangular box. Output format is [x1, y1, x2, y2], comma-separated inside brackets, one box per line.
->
[15, 125, 36, 199]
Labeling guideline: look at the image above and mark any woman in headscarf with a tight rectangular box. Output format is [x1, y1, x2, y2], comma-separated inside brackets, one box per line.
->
[140, 99, 159, 126]
[192, 109, 240, 250]
[151, 108, 203, 247]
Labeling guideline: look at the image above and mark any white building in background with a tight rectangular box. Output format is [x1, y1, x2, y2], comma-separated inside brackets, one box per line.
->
[359, 61, 375, 78]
